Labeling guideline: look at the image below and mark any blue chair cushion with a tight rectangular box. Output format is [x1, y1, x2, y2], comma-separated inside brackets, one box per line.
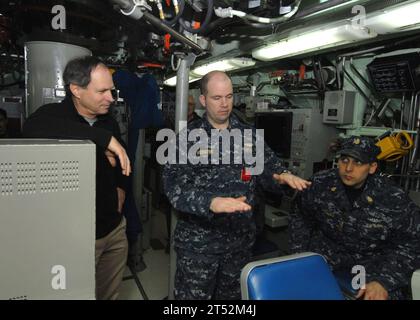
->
[246, 254, 344, 300]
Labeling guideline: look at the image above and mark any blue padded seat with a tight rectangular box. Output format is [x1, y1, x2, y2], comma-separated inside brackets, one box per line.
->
[241, 252, 344, 300]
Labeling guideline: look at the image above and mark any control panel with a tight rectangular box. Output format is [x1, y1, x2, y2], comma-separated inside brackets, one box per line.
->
[368, 52, 420, 93]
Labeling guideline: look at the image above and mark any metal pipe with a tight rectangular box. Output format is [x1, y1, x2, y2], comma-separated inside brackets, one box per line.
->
[414, 91, 420, 128]
[400, 93, 406, 130]
[179, 0, 214, 34]
[161, 0, 185, 26]
[401, 94, 410, 190]
[169, 54, 195, 299]
[407, 92, 420, 191]
[399, 91, 409, 191]
[143, 12, 204, 53]
[409, 91, 420, 167]
[110, 0, 204, 53]
[349, 58, 377, 95]
[315, 60, 326, 92]
[336, 57, 342, 90]
[281, 90, 319, 95]
[409, 90, 420, 190]
[404, 177, 411, 192]
[110, 0, 134, 12]
[343, 67, 373, 106]
[406, 93, 414, 170]
[339, 46, 385, 58]
[233, 0, 301, 24]
[175, 59, 190, 133]
[412, 93, 420, 191]
[411, 93, 417, 130]
[340, 57, 346, 90]
[128, 264, 149, 299]
[407, 92, 417, 186]
[256, 81, 272, 92]
[295, 0, 367, 19]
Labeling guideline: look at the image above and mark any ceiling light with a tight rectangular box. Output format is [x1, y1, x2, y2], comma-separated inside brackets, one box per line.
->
[252, 22, 376, 61]
[163, 75, 200, 87]
[191, 58, 256, 77]
[164, 57, 256, 86]
[366, 1, 420, 34]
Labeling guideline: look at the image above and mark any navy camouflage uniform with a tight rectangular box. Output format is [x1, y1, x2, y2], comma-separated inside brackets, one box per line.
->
[163, 113, 286, 300]
[289, 137, 420, 299]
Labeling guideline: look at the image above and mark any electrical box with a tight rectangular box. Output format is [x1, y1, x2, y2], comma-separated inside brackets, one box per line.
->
[367, 52, 420, 93]
[323, 90, 356, 124]
[0, 139, 95, 299]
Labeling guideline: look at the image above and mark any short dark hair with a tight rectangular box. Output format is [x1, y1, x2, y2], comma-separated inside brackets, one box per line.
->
[200, 71, 231, 96]
[0, 108, 7, 119]
[63, 56, 104, 95]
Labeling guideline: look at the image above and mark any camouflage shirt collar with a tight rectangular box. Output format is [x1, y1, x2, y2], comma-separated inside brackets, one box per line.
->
[201, 112, 242, 131]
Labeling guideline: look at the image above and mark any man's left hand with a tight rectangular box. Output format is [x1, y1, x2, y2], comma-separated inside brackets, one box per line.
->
[117, 187, 126, 213]
[273, 172, 311, 191]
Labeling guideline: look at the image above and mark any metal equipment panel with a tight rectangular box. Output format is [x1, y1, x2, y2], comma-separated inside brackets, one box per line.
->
[257, 108, 338, 179]
[0, 139, 95, 300]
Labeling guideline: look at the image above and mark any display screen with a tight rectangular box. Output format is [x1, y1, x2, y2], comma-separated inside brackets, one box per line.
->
[255, 112, 292, 159]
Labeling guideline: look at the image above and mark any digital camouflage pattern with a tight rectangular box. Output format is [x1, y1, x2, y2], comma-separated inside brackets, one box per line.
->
[163, 113, 286, 299]
[290, 168, 420, 299]
[337, 136, 381, 164]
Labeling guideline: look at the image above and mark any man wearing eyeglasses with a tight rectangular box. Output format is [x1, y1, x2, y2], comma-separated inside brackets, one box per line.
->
[23, 56, 131, 300]
[290, 136, 420, 300]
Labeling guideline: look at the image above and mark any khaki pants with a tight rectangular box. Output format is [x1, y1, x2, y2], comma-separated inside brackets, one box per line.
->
[95, 217, 128, 300]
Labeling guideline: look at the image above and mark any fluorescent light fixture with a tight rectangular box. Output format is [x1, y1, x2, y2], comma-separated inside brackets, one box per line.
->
[163, 75, 200, 87]
[366, 1, 420, 34]
[164, 57, 256, 86]
[252, 22, 376, 61]
[163, 76, 177, 86]
[190, 58, 256, 77]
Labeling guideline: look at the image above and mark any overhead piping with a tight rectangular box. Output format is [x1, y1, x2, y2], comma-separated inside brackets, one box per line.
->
[179, 0, 214, 34]
[214, 0, 301, 24]
[110, 0, 204, 53]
